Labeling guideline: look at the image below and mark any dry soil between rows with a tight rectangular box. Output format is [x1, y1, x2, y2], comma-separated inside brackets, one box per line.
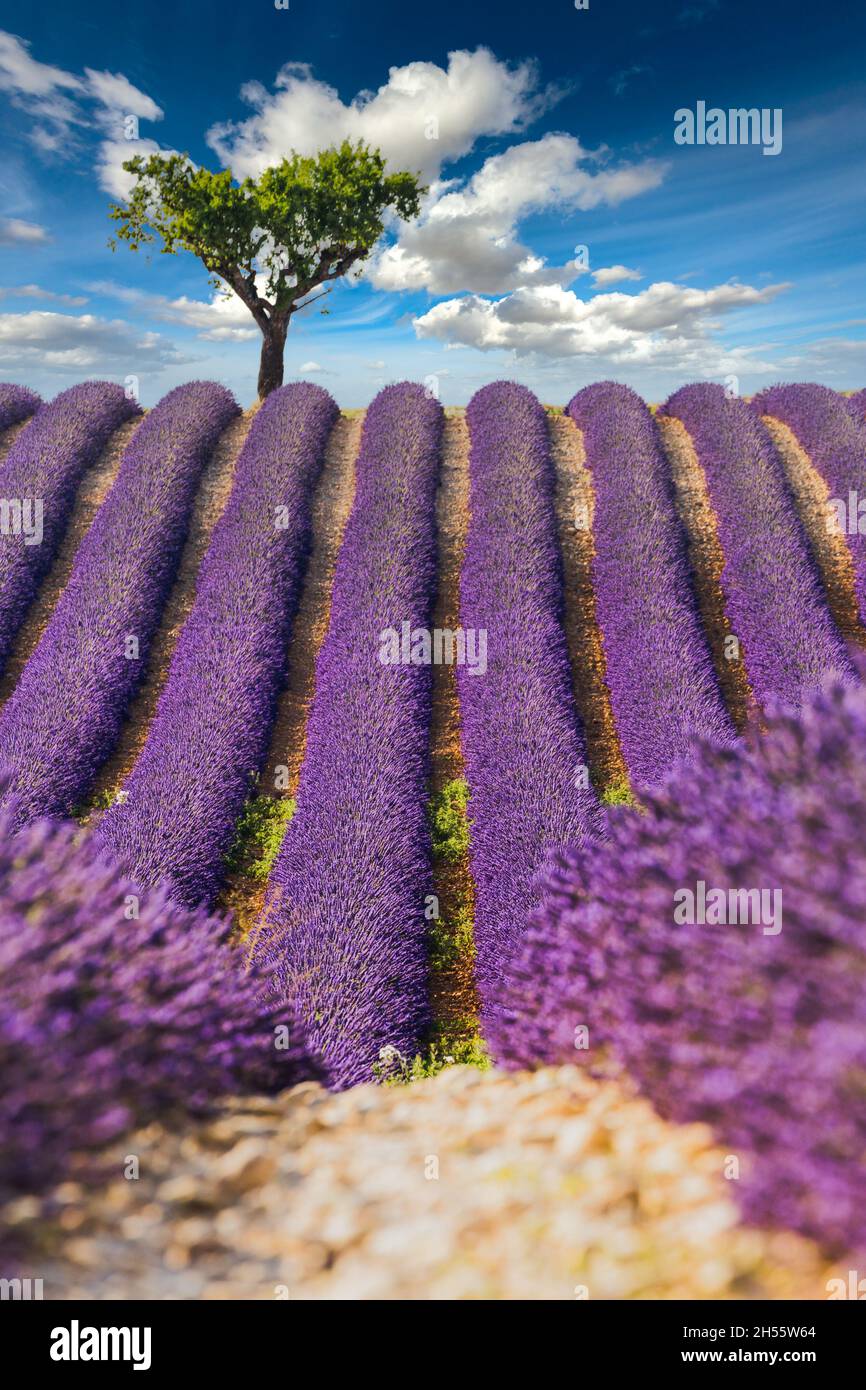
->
[548, 413, 631, 796]
[658, 414, 757, 731]
[220, 412, 362, 937]
[762, 414, 866, 647]
[428, 413, 478, 1034]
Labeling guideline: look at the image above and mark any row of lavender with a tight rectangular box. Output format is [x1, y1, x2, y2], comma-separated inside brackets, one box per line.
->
[0, 383, 40, 432]
[663, 383, 855, 702]
[254, 384, 442, 1089]
[0, 381, 334, 1197]
[570, 382, 735, 785]
[0, 382, 139, 675]
[0, 379, 445, 1183]
[458, 383, 601, 1029]
[96, 383, 338, 907]
[754, 384, 866, 628]
[0, 382, 238, 826]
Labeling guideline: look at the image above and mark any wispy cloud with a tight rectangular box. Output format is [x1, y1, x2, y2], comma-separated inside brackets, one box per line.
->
[0, 216, 49, 245]
[87, 280, 257, 340]
[0, 283, 87, 305]
[678, 0, 720, 24]
[0, 30, 166, 196]
[610, 65, 651, 98]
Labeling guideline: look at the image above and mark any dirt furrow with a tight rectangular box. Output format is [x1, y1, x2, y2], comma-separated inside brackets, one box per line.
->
[547, 412, 631, 800]
[82, 410, 255, 820]
[220, 412, 363, 937]
[428, 412, 479, 1044]
[0, 416, 143, 714]
[762, 414, 866, 647]
[658, 414, 757, 731]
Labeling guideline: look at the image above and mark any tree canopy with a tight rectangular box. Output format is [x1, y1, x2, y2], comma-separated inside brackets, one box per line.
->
[109, 140, 425, 396]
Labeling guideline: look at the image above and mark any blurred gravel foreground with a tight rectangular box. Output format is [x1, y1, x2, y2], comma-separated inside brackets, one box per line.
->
[8, 1066, 832, 1301]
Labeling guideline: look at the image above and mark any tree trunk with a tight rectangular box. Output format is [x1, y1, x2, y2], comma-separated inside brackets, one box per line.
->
[257, 318, 288, 399]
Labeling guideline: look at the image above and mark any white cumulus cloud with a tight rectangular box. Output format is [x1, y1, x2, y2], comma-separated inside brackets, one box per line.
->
[592, 264, 643, 287]
[207, 48, 556, 182]
[414, 279, 791, 376]
[0, 309, 180, 371]
[367, 135, 666, 296]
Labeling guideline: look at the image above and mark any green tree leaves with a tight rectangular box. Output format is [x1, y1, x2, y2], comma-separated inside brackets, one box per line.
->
[108, 141, 424, 395]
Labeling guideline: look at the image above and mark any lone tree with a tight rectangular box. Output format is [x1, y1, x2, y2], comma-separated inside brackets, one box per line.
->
[109, 141, 424, 398]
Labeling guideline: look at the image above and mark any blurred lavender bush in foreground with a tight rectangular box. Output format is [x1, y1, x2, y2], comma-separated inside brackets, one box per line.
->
[0, 792, 318, 1200]
[493, 676, 866, 1255]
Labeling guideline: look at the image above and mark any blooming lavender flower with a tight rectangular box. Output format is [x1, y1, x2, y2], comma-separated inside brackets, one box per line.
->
[0, 792, 318, 1200]
[460, 382, 601, 1033]
[0, 383, 40, 433]
[568, 382, 734, 786]
[96, 383, 338, 907]
[0, 381, 139, 675]
[753, 383, 866, 627]
[664, 383, 854, 703]
[493, 676, 866, 1255]
[843, 389, 866, 424]
[255, 383, 442, 1089]
[0, 382, 238, 825]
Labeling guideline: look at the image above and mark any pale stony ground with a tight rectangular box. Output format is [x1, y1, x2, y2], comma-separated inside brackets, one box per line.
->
[5, 1065, 834, 1301]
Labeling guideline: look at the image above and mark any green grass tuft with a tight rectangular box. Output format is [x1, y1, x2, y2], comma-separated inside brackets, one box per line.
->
[72, 785, 125, 820]
[428, 903, 475, 973]
[600, 776, 636, 807]
[223, 793, 296, 881]
[428, 777, 470, 861]
[374, 1024, 490, 1084]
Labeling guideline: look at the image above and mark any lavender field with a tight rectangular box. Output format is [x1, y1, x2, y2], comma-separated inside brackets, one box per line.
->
[0, 376, 864, 1301]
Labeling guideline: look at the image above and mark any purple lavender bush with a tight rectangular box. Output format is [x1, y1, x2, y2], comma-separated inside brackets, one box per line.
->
[753, 383, 866, 627]
[0, 383, 40, 432]
[0, 382, 238, 826]
[0, 381, 138, 675]
[255, 383, 442, 1089]
[664, 383, 853, 703]
[843, 389, 866, 423]
[460, 382, 601, 1029]
[569, 382, 734, 786]
[493, 677, 866, 1255]
[0, 792, 317, 1200]
[97, 383, 338, 907]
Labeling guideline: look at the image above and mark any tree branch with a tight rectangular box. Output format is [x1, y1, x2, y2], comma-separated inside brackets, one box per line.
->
[294, 286, 333, 313]
[221, 264, 274, 333]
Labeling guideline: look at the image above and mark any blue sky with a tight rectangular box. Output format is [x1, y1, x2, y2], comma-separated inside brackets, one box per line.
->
[0, 0, 864, 405]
